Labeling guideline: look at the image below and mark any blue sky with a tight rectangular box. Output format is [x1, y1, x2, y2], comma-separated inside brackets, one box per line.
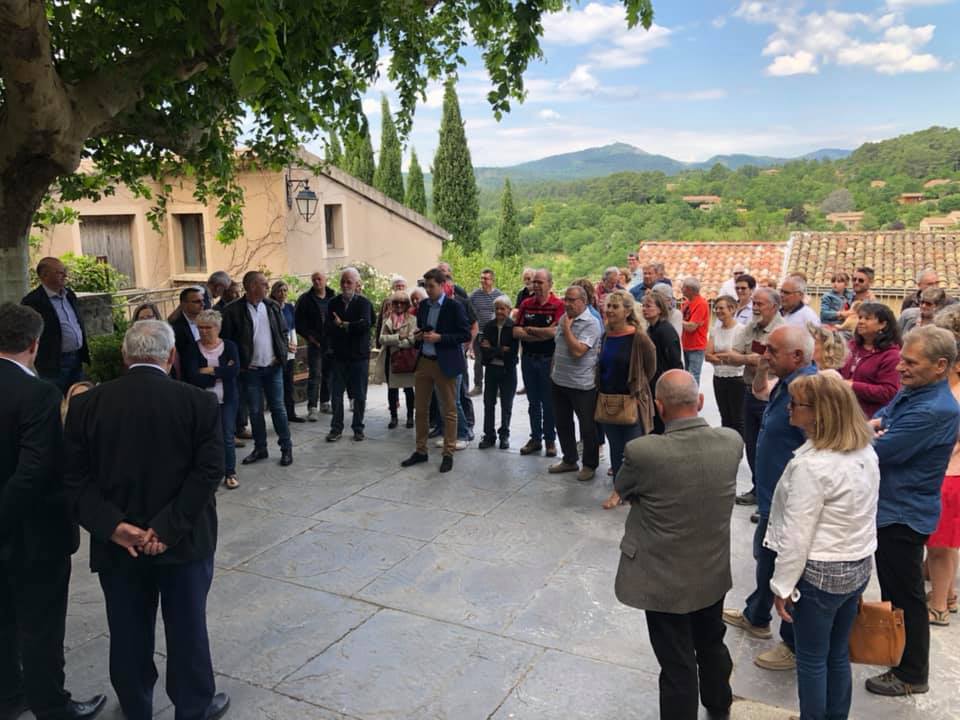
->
[307, 0, 960, 169]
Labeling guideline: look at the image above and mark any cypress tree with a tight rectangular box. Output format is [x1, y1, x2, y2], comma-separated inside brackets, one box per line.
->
[345, 125, 375, 185]
[432, 80, 479, 251]
[373, 96, 405, 202]
[325, 132, 343, 167]
[405, 148, 427, 215]
[495, 178, 522, 258]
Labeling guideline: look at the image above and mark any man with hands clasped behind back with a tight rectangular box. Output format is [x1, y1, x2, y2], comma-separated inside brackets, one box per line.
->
[64, 320, 230, 720]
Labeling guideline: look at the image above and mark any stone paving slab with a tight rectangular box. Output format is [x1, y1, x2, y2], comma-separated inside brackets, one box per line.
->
[50, 363, 959, 720]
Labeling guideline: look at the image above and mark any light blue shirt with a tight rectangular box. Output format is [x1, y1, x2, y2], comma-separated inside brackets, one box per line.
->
[422, 293, 445, 357]
[45, 286, 83, 353]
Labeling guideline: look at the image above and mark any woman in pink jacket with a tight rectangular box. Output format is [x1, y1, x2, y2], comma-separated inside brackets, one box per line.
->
[839, 303, 901, 418]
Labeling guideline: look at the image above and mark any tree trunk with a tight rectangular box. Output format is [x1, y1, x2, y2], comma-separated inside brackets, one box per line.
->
[0, 174, 50, 303]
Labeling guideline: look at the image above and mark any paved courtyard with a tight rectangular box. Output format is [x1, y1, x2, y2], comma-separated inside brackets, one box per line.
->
[55, 364, 959, 720]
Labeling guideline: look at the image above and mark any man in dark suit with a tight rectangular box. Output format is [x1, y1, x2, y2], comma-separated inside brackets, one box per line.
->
[294, 271, 335, 421]
[614, 370, 744, 720]
[401, 268, 471, 473]
[171, 287, 205, 377]
[21, 257, 89, 393]
[63, 320, 229, 720]
[0, 303, 106, 720]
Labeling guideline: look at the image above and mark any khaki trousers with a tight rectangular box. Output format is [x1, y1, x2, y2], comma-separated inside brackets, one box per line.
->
[415, 357, 458, 457]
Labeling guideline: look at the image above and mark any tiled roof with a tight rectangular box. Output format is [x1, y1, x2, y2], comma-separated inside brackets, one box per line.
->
[787, 231, 960, 292]
[636, 241, 787, 299]
[682, 195, 722, 204]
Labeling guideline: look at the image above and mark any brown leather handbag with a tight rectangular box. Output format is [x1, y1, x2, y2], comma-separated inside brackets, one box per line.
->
[594, 392, 639, 425]
[848, 598, 905, 666]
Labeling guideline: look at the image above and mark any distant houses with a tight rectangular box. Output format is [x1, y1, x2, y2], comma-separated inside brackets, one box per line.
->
[681, 194, 722, 211]
[826, 211, 865, 230]
[919, 212, 960, 232]
[870, 180, 887, 189]
[924, 178, 952, 189]
[898, 192, 925, 205]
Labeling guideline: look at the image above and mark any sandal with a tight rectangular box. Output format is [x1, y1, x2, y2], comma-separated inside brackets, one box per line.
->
[927, 591, 959, 613]
[602, 490, 622, 510]
[928, 606, 951, 626]
[607, 467, 614, 477]
[224, 475, 240, 490]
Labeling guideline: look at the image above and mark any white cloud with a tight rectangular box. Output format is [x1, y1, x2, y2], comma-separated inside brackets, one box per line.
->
[588, 23, 672, 68]
[541, 2, 629, 44]
[657, 88, 728, 101]
[558, 65, 600, 93]
[736, 1, 952, 76]
[712, 16, 728, 28]
[767, 50, 819, 75]
[886, 0, 952, 7]
[361, 98, 381, 116]
[538, 109, 561, 120]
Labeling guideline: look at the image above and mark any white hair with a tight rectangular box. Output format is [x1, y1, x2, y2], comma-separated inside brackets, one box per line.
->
[122, 320, 175, 365]
[195, 309, 222, 328]
[410, 286, 428, 301]
[777, 325, 815, 364]
[681, 277, 701, 293]
[603, 266, 620, 280]
[390, 274, 407, 289]
[754, 286, 781, 308]
[341, 266, 361, 282]
[493, 295, 513, 310]
[917, 268, 938, 283]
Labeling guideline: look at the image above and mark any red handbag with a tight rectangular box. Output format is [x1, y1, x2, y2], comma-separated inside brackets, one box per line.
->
[390, 347, 419, 374]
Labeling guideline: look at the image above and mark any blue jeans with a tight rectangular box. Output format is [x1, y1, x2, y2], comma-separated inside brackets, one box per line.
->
[330, 358, 369, 434]
[744, 516, 795, 650]
[603, 422, 644, 477]
[46, 350, 85, 394]
[240, 365, 291, 452]
[219, 396, 238, 475]
[454, 374, 470, 440]
[792, 578, 866, 720]
[684, 349, 705, 386]
[521, 354, 555, 443]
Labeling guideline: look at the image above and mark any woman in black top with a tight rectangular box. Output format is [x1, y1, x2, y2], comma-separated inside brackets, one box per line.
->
[641, 291, 683, 433]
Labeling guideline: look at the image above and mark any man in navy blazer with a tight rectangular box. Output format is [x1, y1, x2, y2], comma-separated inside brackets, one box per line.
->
[401, 268, 471, 473]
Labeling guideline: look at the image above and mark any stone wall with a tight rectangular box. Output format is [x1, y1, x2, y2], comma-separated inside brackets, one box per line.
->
[76, 292, 115, 337]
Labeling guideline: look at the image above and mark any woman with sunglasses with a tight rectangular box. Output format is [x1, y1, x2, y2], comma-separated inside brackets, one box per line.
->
[767, 370, 879, 720]
[374, 291, 417, 428]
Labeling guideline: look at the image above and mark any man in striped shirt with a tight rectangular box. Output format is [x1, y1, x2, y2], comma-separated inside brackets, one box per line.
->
[468, 269, 504, 396]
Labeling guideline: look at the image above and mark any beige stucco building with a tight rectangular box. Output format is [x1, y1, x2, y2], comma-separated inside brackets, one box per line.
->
[37, 151, 447, 290]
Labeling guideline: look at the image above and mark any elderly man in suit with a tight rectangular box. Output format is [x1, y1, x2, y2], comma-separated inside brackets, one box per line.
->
[21, 257, 89, 393]
[401, 267, 471, 473]
[0, 303, 106, 720]
[615, 369, 744, 720]
[64, 320, 229, 720]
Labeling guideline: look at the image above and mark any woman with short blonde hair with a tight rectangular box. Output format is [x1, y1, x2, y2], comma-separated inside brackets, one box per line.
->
[765, 370, 879, 719]
[807, 323, 848, 371]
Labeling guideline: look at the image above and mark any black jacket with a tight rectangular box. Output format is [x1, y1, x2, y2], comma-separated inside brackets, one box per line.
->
[327, 294, 373, 361]
[0, 360, 79, 568]
[416, 296, 471, 378]
[21, 285, 90, 376]
[480, 318, 520, 366]
[64, 366, 224, 572]
[182, 338, 241, 405]
[294, 286, 335, 350]
[647, 319, 684, 390]
[219, 296, 289, 369]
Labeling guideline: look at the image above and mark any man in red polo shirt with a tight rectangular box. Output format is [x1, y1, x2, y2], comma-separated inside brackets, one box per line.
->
[681, 277, 709, 386]
[514, 269, 565, 457]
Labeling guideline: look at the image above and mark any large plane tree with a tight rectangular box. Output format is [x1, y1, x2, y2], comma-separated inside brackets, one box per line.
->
[0, 0, 652, 300]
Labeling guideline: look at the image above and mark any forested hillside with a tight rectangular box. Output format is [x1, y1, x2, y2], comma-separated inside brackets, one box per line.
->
[470, 127, 960, 282]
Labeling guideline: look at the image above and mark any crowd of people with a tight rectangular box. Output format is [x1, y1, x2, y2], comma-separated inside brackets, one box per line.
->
[2, 253, 960, 720]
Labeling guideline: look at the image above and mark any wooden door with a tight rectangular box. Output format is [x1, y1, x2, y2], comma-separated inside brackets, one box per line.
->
[79, 215, 136, 287]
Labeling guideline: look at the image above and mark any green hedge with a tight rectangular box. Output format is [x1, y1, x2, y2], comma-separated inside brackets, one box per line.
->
[85, 331, 125, 383]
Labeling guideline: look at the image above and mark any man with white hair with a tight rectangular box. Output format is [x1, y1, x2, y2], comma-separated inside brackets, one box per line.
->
[64, 320, 229, 720]
[680, 277, 709, 385]
[779, 276, 819, 329]
[723, 325, 816, 673]
[594, 266, 624, 312]
[326, 267, 374, 442]
[901, 268, 940, 311]
[615, 369, 743, 720]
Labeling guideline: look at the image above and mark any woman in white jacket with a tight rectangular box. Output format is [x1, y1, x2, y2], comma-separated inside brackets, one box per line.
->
[766, 370, 880, 720]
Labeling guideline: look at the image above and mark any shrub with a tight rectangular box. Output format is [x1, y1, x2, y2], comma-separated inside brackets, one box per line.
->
[85, 331, 125, 383]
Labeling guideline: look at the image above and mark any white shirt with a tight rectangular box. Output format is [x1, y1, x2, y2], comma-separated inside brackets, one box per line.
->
[247, 301, 275, 367]
[719, 278, 738, 299]
[764, 441, 880, 599]
[187, 317, 200, 341]
[0, 357, 36, 376]
[735, 301, 753, 325]
[782, 303, 820, 329]
[709, 321, 744, 378]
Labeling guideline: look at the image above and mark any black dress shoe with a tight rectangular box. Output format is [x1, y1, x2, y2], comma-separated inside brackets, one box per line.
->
[401, 452, 428, 467]
[241, 449, 268, 465]
[39, 695, 107, 720]
[439, 455, 453, 473]
[326, 432, 342, 442]
[280, 449, 293, 466]
[478, 438, 495, 449]
[750, 511, 760, 524]
[203, 693, 230, 720]
[353, 431, 365, 442]
[288, 415, 307, 424]
[499, 438, 509, 450]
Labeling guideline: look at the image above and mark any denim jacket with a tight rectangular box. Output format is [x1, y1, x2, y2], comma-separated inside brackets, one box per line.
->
[874, 379, 960, 534]
[819, 289, 854, 324]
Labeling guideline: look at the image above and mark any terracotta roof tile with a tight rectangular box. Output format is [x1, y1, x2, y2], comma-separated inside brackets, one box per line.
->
[787, 231, 960, 292]
[637, 242, 787, 299]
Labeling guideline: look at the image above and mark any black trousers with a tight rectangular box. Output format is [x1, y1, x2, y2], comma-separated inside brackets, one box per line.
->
[875, 524, 930, 685]
[645, 597, 733, 720]
[0, 554, 71, 716]
[551, 382, 599, 469]
[742, 386, 767, 495]
[98, 556, 215, 720]
[282, 358, 298, 418]
[472, 337, 484, 389]
[713, 376, 744, 435]
[482, 364, 517, 440]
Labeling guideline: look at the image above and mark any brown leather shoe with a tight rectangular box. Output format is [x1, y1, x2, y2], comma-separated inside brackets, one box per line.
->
[519, 440, 542, 455]
[545, 442, 557, 457]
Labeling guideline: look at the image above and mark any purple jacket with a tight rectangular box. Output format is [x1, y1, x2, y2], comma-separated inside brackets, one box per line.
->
[840, 341, 901, 418]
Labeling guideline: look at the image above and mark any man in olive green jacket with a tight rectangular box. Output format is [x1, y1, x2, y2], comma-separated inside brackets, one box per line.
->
[614, 369, 744, 720]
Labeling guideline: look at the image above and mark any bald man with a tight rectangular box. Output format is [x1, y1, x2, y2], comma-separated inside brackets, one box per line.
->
[615, 370, 743, 720]
[21, 257, 89, 393]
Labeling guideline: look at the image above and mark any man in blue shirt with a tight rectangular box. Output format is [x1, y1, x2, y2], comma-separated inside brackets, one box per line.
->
[865, 325, 960, 698]
[723, 326, 816, 672]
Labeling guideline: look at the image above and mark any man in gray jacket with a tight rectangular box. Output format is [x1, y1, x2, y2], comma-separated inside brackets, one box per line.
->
[614, 369, 744, 720]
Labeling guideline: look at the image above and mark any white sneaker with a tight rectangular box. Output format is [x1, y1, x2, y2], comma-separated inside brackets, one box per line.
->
[307, 408, 319, 422]
[434, 438, 445, 448]
[454, 440, 468, 451]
